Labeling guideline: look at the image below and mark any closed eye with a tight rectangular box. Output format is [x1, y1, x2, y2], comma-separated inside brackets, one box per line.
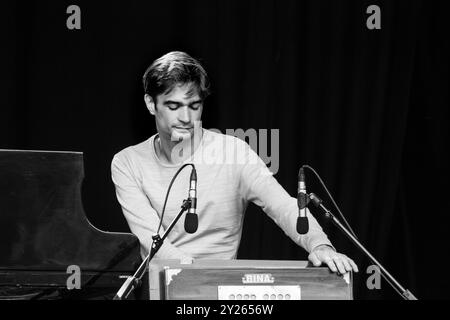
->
[163, 100, 203, 110]
[189, 102, 202, 110]
[167, 104, 179, 110]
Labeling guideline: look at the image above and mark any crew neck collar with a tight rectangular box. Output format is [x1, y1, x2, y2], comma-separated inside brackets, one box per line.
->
[150, 128, 206, 167]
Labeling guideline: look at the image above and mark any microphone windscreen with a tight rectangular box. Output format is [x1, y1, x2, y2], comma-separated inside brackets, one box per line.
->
[184, 213, 198, 233]
[296, 216, 309, 234]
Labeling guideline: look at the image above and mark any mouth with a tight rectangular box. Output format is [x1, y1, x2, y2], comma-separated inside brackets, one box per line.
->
[174, 126, 193, 130]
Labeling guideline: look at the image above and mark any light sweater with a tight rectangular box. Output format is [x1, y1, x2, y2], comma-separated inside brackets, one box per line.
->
[111, 129, 333, 260]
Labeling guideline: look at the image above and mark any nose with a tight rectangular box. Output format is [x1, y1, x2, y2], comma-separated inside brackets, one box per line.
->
[178, 106, 191, 124]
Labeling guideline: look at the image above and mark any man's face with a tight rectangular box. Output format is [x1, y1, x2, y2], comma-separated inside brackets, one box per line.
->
[146, 83, 203, 142]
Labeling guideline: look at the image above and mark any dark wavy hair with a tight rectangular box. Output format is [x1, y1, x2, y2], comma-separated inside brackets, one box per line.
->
[143, 51, 210, 103]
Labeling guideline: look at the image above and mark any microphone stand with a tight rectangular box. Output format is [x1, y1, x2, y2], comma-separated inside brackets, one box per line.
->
[113, 199, 192, 300]
[308, 193, 417, 300]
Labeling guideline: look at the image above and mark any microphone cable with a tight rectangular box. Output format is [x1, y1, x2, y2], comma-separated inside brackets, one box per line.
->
[155, 163, 196, 236]
[303, 165, 408, 299]
[302, 165, 358, 239]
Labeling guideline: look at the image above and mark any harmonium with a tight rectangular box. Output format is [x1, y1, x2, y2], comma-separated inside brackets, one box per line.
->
[148, 259, 352, 300]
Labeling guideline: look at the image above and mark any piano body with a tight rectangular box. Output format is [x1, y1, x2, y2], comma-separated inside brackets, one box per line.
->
[0, 150, 141, 299]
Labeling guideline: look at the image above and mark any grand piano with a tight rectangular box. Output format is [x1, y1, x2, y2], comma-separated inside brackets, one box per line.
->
[0, 150, 141, 300]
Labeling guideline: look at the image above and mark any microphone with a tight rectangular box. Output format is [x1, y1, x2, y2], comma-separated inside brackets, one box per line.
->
[184, 167, 198, 233]
[297, 167, 309, 234]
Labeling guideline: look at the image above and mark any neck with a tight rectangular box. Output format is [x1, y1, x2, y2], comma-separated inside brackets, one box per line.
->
[156, 129, 203, 164]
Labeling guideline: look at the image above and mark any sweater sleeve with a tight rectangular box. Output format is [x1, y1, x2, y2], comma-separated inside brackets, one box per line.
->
[238, 142, 334, 253]
[111, 153, 193, 260]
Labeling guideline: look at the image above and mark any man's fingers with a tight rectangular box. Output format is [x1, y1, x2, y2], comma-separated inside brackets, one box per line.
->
[340, 255, 359, 273]
[333, 258, 347, 275]
[349, 258, 359, 273]
[341, 258, 353, 273]
[180, 256, 194, 264]
[324, 258, 337, 273]
[308, 252, 322, 267]
[310, 247, 359, 275]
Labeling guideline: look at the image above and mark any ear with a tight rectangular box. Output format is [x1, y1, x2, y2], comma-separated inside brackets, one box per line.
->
[144, 94, 156, 115]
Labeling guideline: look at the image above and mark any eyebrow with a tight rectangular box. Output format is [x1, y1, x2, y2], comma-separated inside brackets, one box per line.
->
[163, 99, 203, 106]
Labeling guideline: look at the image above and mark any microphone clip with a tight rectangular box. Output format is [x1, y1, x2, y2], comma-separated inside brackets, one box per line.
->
[297, 192, 310, 209]
[181, 198, 192, 210]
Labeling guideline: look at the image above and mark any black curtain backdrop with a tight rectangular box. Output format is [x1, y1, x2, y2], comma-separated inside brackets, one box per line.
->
[2, 0, 449, 299]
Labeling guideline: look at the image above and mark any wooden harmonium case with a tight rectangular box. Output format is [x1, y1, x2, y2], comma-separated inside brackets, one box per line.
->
[148, 259, 352, 300]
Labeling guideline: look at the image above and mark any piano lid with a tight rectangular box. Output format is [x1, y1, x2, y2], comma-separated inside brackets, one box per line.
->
[0, 149, 140, 273]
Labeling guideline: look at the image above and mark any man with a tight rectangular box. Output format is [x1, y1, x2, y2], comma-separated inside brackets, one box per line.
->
[111, 51, 358, 275]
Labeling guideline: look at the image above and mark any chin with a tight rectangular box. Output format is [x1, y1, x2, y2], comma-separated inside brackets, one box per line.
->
[171, 131, 192, 142]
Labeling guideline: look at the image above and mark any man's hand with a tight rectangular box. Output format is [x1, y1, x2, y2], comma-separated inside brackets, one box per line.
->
[308, 244, 358, 274]
[180, 256, 194, 264]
